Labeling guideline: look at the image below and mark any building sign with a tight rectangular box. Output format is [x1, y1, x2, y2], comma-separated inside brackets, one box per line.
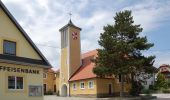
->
[0, 66, 40, 74]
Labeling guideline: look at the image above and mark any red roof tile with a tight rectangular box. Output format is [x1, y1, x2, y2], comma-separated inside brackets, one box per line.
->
[69, 50, 98, 81]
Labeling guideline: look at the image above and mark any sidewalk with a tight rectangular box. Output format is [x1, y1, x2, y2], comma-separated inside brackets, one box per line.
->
[44, 94, 170, 100]
[44, 95, 140, 100]
[152, 93, 170, 98]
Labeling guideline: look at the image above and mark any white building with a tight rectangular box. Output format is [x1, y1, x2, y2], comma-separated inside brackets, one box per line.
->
[136, 72, 156, 89]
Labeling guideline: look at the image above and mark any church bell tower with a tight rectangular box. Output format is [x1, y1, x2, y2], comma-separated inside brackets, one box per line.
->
[59, 20, 81, 96]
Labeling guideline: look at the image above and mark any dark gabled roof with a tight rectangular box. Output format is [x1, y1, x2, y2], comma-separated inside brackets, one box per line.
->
[0, 1, 51, 67]
[59, 19, 81, 32]
[0, 54, 49, 68]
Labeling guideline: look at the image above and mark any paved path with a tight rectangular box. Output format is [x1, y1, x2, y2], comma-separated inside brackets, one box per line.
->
[152, 94, 170, 98]
[152, 94, 170, 100]
[44, 94, 170, 100]
[44, 95, 140, 100]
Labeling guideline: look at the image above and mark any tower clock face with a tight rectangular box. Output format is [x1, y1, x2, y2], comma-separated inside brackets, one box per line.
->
[72, 32, 78, 40]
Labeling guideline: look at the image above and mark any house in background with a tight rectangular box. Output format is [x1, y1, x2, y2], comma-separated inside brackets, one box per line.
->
[137, 72, 156, 89]
[43, 68, 60, 95]
[159, 64, 170, 81]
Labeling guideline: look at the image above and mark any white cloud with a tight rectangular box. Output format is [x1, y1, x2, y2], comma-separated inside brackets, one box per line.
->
[1, 0, 170, 69]
[123, 0, 170, 32]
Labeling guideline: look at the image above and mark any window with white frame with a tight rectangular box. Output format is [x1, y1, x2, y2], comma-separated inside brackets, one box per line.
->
[73, 83, 76, 90]
[88, 81, 94, 89]
[29, 85, 42, 96]
[80, 82, 85, 89]
[8, 76, 23, 90]
[43, 73, 47, 79]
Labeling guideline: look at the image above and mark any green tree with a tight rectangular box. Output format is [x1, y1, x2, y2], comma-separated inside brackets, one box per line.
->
[93, 10, 155, 96]
[155, 73, 168, 89]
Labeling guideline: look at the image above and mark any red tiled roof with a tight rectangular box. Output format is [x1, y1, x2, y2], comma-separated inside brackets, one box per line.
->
[55, 69, 60, 73]
[160, 64, 170, 68]
[69, 50, 98, 81]
[159, 64, 170, 73]
[47, 68, 56, 73]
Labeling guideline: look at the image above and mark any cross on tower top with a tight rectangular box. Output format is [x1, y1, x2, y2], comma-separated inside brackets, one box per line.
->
[68, 12, 72, 20]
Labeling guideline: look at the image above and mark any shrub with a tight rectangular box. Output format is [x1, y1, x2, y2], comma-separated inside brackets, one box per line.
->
[152, 85, 159, 91]
[45, 90, 53, 95]
[155, 73, 168, 89]
[149, 85, 154, 90]
[162, 89, 170, 93]
[167, 80, 170, 88]
[141, 89, 150, 94]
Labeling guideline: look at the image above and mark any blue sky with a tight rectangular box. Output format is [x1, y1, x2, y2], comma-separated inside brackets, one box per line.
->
[1, 0, 170, 69]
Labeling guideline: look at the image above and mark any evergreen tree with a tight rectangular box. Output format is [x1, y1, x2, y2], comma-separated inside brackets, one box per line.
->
[93, 10, 155, 96]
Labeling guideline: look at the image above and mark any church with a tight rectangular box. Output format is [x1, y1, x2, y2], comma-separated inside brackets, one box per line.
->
[58, 20, 131, 97]
[0, 1, 131, 98]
